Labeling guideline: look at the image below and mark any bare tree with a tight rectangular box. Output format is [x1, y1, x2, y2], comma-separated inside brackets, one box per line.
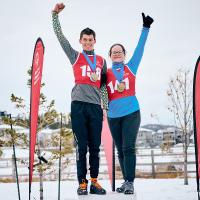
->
[167, 68, 193, 185]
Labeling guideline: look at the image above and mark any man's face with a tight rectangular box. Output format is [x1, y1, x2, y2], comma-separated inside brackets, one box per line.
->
[79, 34, 96, 51]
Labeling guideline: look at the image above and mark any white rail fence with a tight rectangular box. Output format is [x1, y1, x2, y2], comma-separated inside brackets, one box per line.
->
[0, 146, 196, 182]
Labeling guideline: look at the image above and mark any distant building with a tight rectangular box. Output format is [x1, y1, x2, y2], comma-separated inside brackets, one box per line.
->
[0, 111, 8, 125]
[152, 131, 163, 146]
[190, 132, 194, 144]
[0, 124, 28, 145]
[138, 124, 187, 147]
[137, 128, 153, 147]
[152, 127, 183, 146]
[37, 128, 60, 147]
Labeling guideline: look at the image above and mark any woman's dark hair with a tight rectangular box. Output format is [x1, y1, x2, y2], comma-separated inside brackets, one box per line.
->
[109, 43, 126, 57]
[80, 27, 96, 40]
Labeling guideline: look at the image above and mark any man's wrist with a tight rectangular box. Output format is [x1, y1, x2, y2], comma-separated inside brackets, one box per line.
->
[52, 11, 58, 15]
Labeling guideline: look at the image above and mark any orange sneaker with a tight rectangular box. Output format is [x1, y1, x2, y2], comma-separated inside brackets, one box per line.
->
[90, 178, 106, 195]
[77, 179, 88, 195]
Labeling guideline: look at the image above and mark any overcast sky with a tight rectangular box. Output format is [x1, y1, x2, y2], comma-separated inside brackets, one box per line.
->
[1, 0, 200, 125]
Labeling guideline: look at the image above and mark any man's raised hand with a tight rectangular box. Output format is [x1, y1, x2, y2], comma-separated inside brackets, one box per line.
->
[52, 3, 65, 14]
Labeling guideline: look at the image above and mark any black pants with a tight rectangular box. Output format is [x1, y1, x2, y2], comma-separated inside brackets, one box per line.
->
[71, 101, 103, 184]
[108, 110, 141, 182]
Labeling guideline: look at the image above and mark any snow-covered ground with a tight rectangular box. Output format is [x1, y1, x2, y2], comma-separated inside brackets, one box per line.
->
[0, 146, 197, 199]
[0, 179, 198, 200]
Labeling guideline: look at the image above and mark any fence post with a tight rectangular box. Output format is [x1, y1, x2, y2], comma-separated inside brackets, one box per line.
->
[151, 150, 155, 178]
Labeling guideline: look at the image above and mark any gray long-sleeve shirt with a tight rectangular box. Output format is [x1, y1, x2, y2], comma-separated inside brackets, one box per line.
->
[52, 12, 108, 108]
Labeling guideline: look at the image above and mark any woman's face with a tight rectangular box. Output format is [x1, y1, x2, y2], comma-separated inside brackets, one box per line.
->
[110, 45, 125, 63]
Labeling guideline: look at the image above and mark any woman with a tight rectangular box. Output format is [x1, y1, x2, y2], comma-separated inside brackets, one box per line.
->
[106, 13, 154, 194]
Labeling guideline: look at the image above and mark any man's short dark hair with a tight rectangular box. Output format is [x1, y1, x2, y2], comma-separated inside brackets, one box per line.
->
[80, 27, 96, 40]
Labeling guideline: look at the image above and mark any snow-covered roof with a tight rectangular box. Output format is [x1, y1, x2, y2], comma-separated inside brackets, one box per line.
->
[0, 124, 25, 130]
[152, 131, 159, 135]
[139, 127, 153, 132]
[39, 128, 60, 135]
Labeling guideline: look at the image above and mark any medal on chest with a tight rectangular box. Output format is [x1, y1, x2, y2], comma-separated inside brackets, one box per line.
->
[112, 63, 125, 92]
[117, 82, 126, 92]
[90, 72, 98, 82]
[82, 51, 98, 82]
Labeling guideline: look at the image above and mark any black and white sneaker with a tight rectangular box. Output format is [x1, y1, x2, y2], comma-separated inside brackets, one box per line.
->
[124, 181, 134, 195]
[116, 181, 127, 193]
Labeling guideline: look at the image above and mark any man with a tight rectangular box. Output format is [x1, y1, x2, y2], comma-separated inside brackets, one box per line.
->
[52, 3, 107, 195]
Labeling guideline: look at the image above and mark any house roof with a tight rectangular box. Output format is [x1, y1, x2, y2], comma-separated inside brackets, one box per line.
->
[139, 127, 153, 132]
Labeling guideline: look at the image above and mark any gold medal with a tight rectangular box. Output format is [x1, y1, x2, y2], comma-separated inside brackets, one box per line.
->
[90, 72, 98, 82]
[117, 82, 126, 92]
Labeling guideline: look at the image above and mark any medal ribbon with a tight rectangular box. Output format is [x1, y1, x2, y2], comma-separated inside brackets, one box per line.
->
[112, 63, 124, 82]
[82, 51, 97, 72]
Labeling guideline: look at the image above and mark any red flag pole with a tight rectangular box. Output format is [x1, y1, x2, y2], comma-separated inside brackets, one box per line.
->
[29, 38, 45, 200]
[193, 56, 200, 200]
[101, 118, 114, 189]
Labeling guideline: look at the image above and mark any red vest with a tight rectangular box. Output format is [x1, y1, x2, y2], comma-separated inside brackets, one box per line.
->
[106, 65, 136, 101]
[73, 53, 104, 88]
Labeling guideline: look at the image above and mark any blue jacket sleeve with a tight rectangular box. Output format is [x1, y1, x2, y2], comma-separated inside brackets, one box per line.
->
[127, 27, 149, 75]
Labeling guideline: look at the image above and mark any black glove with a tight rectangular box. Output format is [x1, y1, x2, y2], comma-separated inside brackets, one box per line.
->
[142, 13, 154, 28]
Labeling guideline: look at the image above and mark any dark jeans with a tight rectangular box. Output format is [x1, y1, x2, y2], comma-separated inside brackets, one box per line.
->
[108, 110, 141, 182]
[71, 101, 103, 184]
